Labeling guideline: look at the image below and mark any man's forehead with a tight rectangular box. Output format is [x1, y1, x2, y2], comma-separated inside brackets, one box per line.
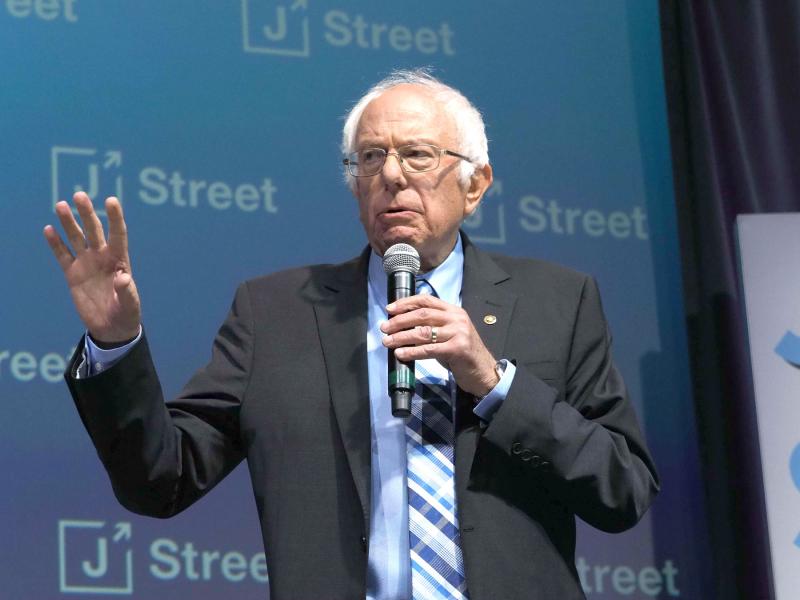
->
[355, 85, 456, 145]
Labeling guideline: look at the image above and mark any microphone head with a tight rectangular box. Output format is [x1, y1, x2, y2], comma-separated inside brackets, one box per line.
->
[382, 243, 420, 275]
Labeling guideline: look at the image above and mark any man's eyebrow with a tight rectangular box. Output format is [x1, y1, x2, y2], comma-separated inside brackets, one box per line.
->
[355, 137, 440, 149]
[354, 141, 385, 149]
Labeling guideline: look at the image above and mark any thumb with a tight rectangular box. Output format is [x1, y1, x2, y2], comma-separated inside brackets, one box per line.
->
[114, 271, 141, 316]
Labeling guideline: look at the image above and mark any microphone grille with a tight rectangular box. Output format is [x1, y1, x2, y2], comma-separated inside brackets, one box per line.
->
[382, 243, 420, 275]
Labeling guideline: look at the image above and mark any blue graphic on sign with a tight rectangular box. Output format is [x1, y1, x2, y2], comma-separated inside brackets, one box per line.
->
[779, 333, 800, 547]
[776, 331, 800, 367]
[790, 445, 800, 548]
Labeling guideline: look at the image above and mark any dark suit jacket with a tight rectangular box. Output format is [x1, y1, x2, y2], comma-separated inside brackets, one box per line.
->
[66, 234, 659, 600]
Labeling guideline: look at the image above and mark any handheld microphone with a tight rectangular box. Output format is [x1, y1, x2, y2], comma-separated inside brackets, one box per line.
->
[383, 243, 420, 418]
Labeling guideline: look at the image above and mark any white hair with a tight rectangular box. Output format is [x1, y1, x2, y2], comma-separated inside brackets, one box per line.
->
[341, 68, 489, 189]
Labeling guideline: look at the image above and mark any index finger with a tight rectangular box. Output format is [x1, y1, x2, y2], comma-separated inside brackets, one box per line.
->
[387, 293, 449, 314]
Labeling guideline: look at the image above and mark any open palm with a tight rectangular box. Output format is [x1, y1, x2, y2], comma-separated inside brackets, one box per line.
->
[44, 192, 141, 343]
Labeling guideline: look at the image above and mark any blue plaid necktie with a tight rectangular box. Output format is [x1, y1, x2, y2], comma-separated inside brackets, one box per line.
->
[406, 279, 469, 599]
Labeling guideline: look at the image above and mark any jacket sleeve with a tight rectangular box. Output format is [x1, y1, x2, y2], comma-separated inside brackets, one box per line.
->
[481, 275, 660, 533]
[65, 283, 254, 518]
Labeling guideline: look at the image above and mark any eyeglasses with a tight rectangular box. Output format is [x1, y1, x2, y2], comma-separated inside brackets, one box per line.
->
[342, 144, 473, 177]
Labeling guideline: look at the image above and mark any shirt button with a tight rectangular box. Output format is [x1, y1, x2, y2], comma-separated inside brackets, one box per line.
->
[360, 535, 367, 552]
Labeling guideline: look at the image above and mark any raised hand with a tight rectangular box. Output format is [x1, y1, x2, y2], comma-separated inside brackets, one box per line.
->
[44, 192, 141, 343]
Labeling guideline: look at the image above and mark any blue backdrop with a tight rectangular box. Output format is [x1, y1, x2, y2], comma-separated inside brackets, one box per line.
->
[1, 1, 710, 597]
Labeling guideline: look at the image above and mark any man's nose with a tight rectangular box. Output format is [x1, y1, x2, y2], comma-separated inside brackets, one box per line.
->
[380, 152, 407, 188]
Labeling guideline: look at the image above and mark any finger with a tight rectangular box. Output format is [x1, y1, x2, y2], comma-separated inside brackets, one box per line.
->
[43, 224, 75, 271]
[381, 306, 450, 335]
[395, 341, 450, 362]
[383, 325, 450, 348]
[387, 293, 448, 314]
[114, 271, 141, 319]
[54, 200, 87, 254]
[105, 197, 130, 257]
[74, 192, 106, 250]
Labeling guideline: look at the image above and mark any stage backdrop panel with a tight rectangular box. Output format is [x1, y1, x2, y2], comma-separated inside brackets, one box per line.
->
[738, 213, 800, 600]
[1, 1, 709, 598]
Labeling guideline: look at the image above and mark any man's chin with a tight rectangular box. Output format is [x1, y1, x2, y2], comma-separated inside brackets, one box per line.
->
[373, 229, 420, 256]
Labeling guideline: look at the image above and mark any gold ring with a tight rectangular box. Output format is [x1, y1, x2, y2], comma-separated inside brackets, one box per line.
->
[430, 326, 438, 344]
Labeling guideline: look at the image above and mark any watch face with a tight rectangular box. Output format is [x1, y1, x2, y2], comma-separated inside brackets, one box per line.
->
[495, 361, 506, 378]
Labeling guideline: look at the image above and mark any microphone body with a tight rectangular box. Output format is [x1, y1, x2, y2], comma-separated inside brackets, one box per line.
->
[387, 269, 416, 417]
[383, 244, 421, 418]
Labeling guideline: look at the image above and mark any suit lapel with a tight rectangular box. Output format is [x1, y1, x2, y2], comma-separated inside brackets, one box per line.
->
[460, 234, 517, 367]
[310, 249, 372, 526]
[456, 234, 518, 499]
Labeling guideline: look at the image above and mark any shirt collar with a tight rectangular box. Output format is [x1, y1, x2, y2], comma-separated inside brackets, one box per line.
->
[368, 235, 464, 308]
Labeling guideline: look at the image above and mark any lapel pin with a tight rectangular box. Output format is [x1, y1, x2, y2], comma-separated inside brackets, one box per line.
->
[483, 314, 497, 325]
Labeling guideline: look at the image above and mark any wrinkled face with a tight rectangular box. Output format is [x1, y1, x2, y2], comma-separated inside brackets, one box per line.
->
[352, 85, 487, 271]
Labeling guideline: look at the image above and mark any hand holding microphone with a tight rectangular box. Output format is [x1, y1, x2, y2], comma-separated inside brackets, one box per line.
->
[382, 243, 500, 417]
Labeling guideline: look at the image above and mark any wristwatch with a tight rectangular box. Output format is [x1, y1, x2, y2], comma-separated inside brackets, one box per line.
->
[494, 359, 507, 381]
[477, 359, 507, 403]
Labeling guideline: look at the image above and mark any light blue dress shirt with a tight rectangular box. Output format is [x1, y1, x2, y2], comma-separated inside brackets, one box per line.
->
[365, 235, 514, 599]
[82, 237, 516, 599]
[81, 327, 142, 376]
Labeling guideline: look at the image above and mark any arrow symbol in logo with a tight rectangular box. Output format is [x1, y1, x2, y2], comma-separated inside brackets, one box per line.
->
[291, 0, 308, 10]
[104, 151, 122, 169]
[113, 522, 132, 543]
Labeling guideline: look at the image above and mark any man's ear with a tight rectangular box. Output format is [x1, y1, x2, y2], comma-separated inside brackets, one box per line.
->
[463, 163, 493, 217]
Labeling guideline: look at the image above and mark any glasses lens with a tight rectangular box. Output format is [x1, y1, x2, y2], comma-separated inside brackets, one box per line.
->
[399, 145, 438, 172]
[350, 148, 384, 176]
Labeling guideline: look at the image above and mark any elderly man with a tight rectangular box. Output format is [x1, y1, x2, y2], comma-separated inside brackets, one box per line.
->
[44, 70, 659, 600]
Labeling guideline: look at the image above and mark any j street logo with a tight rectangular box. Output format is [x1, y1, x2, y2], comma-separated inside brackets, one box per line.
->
[462, 179, 506, 245]
[51, 146, 124, 217]
[50, 144, 279, 216]
[56, 518, 269, 595]
[242, 0, 310, 57]
[241, 0, 456, 59]
[58, 520, 134, 595]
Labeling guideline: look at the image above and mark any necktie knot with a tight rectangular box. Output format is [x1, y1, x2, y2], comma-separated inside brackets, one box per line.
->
[416, 278, 438, 297]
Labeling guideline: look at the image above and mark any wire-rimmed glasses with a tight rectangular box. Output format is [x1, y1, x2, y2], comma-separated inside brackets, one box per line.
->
[343, 144, 473, 177]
